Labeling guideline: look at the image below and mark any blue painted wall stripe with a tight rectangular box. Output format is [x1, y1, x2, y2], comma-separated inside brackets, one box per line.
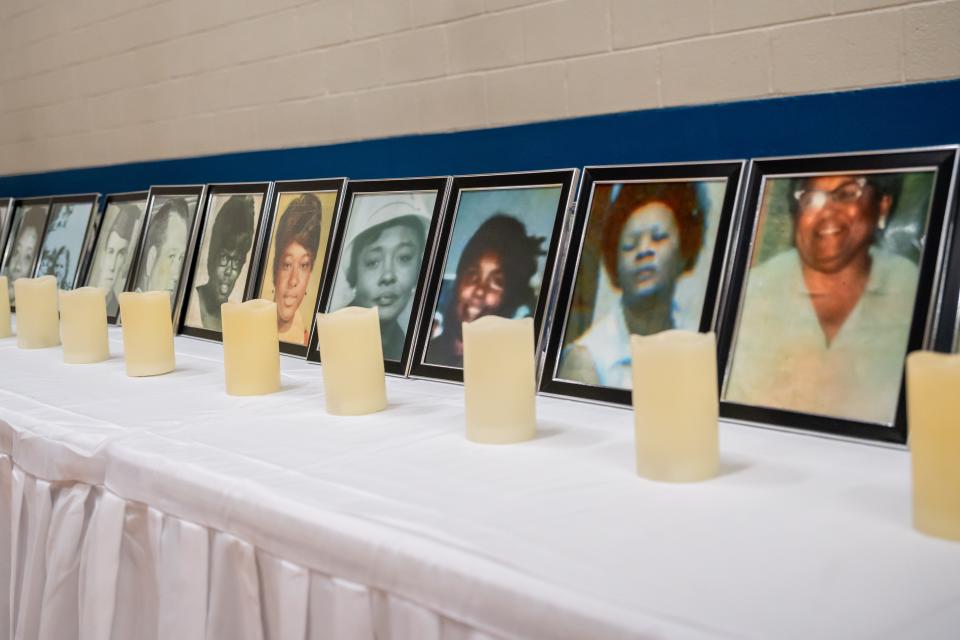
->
[1, 79, 958, 198]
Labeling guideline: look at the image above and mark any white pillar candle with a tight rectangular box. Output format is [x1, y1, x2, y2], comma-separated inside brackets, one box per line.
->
[222, 299, 281, 396]
[0, 276, 10, 338]
[907, 351, 960, 541]
[118, 291, 175, 377]
[462, 316, 536, 444]
[59, 287, 109, 363]
[14, 276, 60, 349]
[314, 306, 386, 415]
[631, 330, 719, 482]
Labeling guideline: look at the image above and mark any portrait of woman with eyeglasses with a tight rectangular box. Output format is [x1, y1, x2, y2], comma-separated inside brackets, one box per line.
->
[185, 194, 262, 332]
[724, 170, 935, 424]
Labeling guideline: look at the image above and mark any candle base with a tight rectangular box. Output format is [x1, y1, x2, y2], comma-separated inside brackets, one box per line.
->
[126, 361, 175, 377]
[635, 457, 719, 483]
[226, 380, 280, 397]
[64, 351, 109, 364]
[914, 510, 960, 542]
[325, 395, 387, 416]
[17, 336, 61, 349]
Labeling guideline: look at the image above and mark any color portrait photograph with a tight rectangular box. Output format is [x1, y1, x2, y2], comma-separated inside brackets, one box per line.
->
[723, 169, 936, 426]
[2, 203, 49, 304]
[133, 195, 199, 297]
[423, 184, 563, 369]
[556, 179, 728, 390]
[327, 191, 437, 361]
[258, 191, 336, 347]
[35, 200, 96, 290]
[185, 193, 264, 332]
[85, 197, 147, 318]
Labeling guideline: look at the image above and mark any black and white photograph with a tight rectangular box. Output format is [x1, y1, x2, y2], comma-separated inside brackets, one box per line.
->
[308, 177, 447, 373]
[126, 185, 205, 322]
[410, 170, 576, 383]
[83, 192, 148, 321]
[540, 162, 743, 406]
[181, 183, 270, 341]
[718, 147, 959, 443]
[1, 198, 51, 307]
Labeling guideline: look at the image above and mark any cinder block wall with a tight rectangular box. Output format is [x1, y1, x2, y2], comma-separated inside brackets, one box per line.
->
[0, 0, 957, 176]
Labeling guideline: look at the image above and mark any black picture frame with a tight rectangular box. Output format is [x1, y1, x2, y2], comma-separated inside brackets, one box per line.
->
[178, 182, 273, 343]
[34, 192, 101, 291]
[82, 191, 150, 325]
[253, 178, 347, 359]
[306, 176, 451, 375]
[717, 146, 959, 444]
[931, 150, 960, 353]
[1, 196, 52, 312]
[124, 184, 207, 324]
[539, 161, 745, 407]
[409, 168, 578, 383]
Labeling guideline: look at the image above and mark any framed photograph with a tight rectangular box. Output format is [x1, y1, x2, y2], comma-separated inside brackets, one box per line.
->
[125, 185, 206, 324]
[33, 193, 100, 292]
[82, 191, 149, 323]
[539, 161, 745, 406]
[307, 177, 450, 374]
[179, 182, 272, 342]
[253, 179, 346, 358]
[718, 147, 959, 444]
[409, 169, 577, 383]
[0, 198, 14, 264]
[1, 197, 52, 311]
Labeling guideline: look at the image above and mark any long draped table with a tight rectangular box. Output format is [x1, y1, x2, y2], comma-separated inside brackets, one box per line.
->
[2, 327, 959, 640]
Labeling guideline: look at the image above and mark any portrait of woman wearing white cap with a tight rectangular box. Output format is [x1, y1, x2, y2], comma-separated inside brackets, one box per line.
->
[328, 192, 436, 360]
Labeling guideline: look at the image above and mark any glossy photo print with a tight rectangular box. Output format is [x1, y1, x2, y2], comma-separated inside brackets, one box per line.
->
[412, 170, 576, 382]
[133, 195, 199, 296]
[35, 199, 97, 290]
[327, 191, 438, 361]
[258, 190, 337, 348]
[724, 171, 934, 424]
[85, 196, 148, 319]
[718, 147, 959, 443]
[560, 181, 728, 389]
[184, 193, 265, 333]
[1, 201, 50, 305]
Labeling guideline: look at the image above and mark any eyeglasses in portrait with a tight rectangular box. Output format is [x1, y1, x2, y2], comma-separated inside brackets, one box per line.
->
[84, 195, 148, 320]
[183, 190, 266, 335]
[258, 189, 338, 350]
[411, 170, 576, 382]
[326, 190, 439, 362]
[1, 200, 50, 307]
[718, 147, 959, 443]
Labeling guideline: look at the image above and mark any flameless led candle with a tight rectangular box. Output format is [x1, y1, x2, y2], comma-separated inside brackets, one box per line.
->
[462, 316, 536, 444]
[314, 306, 386, 415]
[221, 299, 280, 396]
[907, 351, 960, 541]
[59, 287, 109, 363]
[631, 330, 719, 482]
[0, 276, 10, 338]
[118, 291, 175, 376]
[14, 276, 60, 349]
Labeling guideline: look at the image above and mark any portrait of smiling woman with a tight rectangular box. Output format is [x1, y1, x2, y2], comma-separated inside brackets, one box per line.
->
[258, 191, 336, 348]
[724, 170, 934, 425]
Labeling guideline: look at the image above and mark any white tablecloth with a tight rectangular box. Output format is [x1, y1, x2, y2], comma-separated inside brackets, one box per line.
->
[1, 328, 959, 640]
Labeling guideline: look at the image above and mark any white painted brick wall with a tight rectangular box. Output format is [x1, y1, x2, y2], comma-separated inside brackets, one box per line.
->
[0, 0, 958, 175]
